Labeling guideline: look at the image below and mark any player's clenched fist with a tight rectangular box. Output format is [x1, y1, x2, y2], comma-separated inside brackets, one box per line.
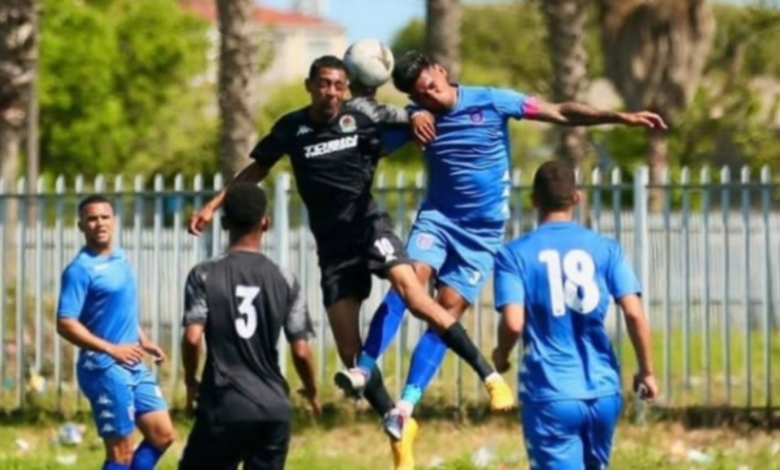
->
[188, 205, 215, 236]
[633, 372, 659, 403]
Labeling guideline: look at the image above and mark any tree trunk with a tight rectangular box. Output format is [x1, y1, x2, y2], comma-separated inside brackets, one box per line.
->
[540, 0, 590, 168]
[425, 0, 461, 81]
[0, 0, 36, 285]
[597, 0, 715, 211]
[647, 129, 667, 213]
[216, 0, 258, 180]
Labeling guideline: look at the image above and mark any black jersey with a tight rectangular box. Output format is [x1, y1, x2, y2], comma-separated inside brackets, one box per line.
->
[249, 99, 410, 242]
[182, 251, 314, 422]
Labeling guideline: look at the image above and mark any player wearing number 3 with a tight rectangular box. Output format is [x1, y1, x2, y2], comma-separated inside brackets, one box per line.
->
[179, 183, 319, 470]
[492, 160, 659, 470]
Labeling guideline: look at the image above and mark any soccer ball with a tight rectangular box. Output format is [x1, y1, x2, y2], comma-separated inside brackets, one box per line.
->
[343, 38, 395, 88]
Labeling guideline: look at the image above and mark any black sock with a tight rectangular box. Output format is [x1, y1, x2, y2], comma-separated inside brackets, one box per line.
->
[439, 323, 494, 380]
[363, 366, 395, 417]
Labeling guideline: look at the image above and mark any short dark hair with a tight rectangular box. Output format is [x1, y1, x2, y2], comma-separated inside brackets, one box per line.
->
[532, 160, 577, 212]
[308, 55, 346, 80]
[392, 51, 434, 94]
[223, 182, 268, 230]
[78, 194, 113, 216]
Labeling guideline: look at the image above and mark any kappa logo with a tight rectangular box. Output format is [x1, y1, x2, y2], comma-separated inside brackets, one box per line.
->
[296, 125, 312, 136]
[339, 114, 357, 133]
[304, 135, 359, 158]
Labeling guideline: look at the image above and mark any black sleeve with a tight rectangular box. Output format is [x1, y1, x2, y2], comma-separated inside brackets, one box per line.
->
[280, 269, 315, 342]
[249, 119, 289, 168]
[183, 264, 209, 326]
[347, 98, 410, 125]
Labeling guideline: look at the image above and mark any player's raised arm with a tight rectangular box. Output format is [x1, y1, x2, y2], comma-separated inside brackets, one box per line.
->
[188, 119, 291, 236]
[281, 269, 321, 416]
[526, 97, 667, 129]
[491, 247, 526, 374]
[606, 243, 658, 401]
[489, 87, 667, 129]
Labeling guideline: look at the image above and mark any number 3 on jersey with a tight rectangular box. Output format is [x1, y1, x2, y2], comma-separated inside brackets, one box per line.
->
[538, 249, 600, 316]
[235, 285, 261, 338]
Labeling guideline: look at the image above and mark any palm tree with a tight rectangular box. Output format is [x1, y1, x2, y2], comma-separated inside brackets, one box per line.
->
[216, 0, 259, 179]
[0, 0, 36, 283]
[0, 0, 35, 188]
[425, 0, 461, 80]
[539, 0, 590, 167]
[598, 0, 715, 210]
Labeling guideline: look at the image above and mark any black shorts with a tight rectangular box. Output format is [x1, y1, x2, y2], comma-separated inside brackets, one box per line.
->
[178, 418, 290, 470]
[317, 213, 410, 308]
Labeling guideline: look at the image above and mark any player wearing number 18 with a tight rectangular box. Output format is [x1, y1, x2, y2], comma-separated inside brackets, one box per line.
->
[491, 160, 659, 470]
[178, 183, 319, 470]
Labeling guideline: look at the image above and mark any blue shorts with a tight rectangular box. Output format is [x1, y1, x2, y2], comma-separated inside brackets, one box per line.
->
[78, 364, 168, 438]
[521, 394, 622, 470]
[406, 209, 504, 304]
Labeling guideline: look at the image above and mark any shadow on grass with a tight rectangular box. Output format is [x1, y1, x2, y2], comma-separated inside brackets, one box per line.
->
[4, 392, 780, 434]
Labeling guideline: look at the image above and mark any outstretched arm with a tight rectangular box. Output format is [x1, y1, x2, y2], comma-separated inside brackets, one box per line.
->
[526, 98, 667, 129]
[188, 120, 287, 235]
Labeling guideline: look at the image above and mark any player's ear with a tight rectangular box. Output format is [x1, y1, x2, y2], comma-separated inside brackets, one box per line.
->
[530, 193, 539, 209]
[261, 216, 271, 232]
[304, 78, 313, 94]
[571, 190, 582, 206]
[436, 64, 448, 80]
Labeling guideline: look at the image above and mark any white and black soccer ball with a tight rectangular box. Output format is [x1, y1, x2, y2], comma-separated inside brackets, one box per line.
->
[343, 38, 395, 88]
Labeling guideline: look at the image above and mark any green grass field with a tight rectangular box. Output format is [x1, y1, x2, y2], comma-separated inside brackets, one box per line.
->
[1, 412, 779, 470]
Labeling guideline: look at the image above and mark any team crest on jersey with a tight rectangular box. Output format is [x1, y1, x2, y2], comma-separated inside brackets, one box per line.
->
[415, 233, 434, 250]
[468, 108, 484, 123]
[339, 114, 357, 133]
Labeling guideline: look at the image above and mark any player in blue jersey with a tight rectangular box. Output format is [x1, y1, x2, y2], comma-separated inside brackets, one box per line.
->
[492, 160, 658, 470]
[56, 195, 175, 470]
[334, 50, 665, 469]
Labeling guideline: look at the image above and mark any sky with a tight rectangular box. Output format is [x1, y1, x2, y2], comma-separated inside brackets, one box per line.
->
[260, 0, 755, 45]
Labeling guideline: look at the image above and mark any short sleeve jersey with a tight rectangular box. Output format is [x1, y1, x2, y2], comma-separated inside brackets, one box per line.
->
[182, 251, 314, 422]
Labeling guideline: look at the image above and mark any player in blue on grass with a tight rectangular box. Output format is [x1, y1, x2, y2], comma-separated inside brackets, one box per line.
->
[491, 160, 659, 470]
[335, 49, 666, 468]
[56, 195, 175, 470]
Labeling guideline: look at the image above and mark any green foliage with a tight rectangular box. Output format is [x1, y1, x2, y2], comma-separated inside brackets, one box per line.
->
[39, 0, 214, 178]
[391, 0, 603, 96]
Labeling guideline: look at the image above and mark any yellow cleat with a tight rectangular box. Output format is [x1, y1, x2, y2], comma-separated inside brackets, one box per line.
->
[389, 417, 418, 470]
[485, 374, 516, 411]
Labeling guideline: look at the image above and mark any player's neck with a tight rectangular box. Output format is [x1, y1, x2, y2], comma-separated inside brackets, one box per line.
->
[85, 243, 112, 257]
[228, 233, 263, 253]
[538, 211, 574, 225]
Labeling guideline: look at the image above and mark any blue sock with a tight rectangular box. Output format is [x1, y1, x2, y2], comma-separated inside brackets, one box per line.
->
[129, 440, 164, 470]
[103, 462, 130, 470]
[357, 289, 407, 372]
[400, 327, 448, 407]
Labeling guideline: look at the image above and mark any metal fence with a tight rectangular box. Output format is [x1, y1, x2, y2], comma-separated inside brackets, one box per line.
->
[1, 165, 779, 412]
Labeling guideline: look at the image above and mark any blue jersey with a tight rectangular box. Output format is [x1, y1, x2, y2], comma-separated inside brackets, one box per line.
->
[493, 221, 641, 402]
[57, 247, 140, 371]
[414, 86, 535, 223]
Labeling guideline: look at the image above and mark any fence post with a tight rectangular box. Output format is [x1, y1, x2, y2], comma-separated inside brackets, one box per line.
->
[632, 166, 650, 321]
[632, 165, 650, 424]
[273, 172, 291, 376]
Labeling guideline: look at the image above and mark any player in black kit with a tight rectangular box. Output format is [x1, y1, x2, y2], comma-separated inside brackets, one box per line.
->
[188, 55, 513, 443]
[179, 182, 319, 470]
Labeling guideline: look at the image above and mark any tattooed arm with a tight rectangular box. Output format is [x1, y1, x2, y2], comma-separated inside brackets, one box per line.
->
[525, 98, 667, 129]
